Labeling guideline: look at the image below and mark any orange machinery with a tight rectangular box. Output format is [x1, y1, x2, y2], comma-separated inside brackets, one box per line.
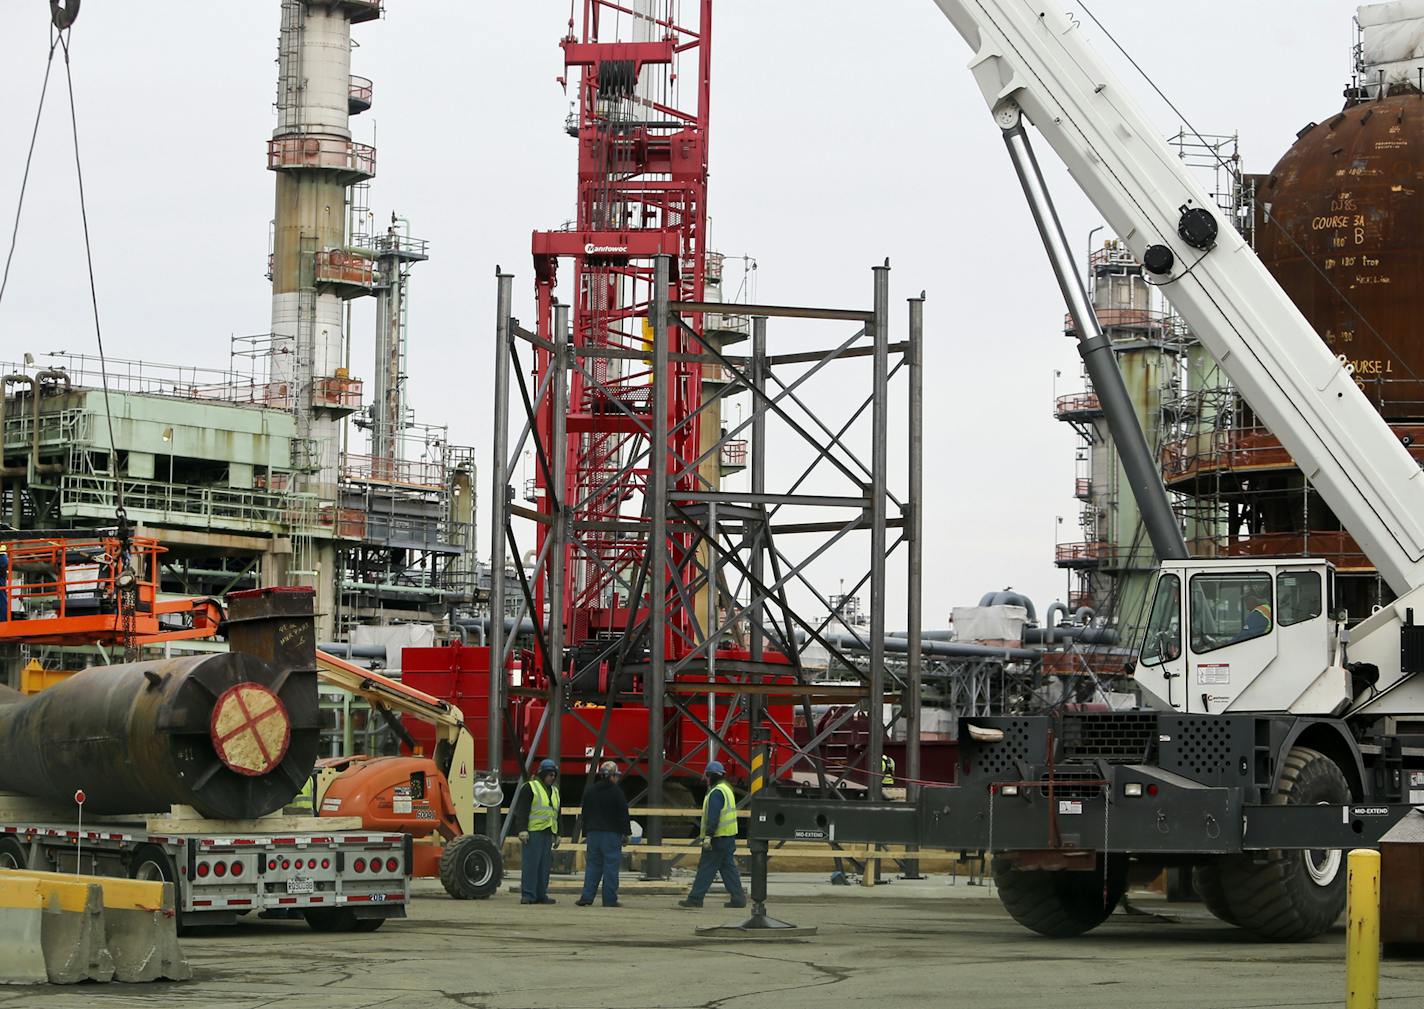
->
[0, 534, 222, 646]
[311, 650, 505, 899]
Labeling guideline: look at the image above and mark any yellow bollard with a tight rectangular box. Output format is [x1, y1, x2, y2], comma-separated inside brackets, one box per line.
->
[1347, 848, 1381, 1009]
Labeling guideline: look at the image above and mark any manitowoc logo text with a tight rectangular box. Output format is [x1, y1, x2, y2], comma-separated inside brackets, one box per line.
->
[584, 243, 628, 254]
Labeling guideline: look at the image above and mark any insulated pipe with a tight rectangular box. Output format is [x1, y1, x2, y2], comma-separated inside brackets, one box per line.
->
[999, 115, 1189, 562]
[0, 375, 32, 477]
[1044, 600, 1070, 644]
[30, 369, 70, 476]
[1074, 606, 1096, 625]
[1, 375, 31, 528]
[976, 589, 1038, 623]
[822, 631, 1036, 662]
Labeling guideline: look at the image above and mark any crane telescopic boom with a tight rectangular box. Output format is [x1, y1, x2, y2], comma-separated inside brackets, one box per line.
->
[931, 0, 1424, 599]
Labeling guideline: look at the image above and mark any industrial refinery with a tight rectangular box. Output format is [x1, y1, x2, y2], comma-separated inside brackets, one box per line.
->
[2, 1, 1424, 1007]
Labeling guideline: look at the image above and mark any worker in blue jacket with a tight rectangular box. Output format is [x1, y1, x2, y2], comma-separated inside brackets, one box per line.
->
[677, 761, 746, 909]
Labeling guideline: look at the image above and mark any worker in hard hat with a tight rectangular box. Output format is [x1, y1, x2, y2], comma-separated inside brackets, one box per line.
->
[576, 760, 631, 907]
[512, 757, 561, 905]
[677, 760, 747, 909]
[1230, 592, 1273, 644]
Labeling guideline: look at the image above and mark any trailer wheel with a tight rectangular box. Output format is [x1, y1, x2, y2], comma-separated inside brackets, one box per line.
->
[0, 837, 27, 870]
[303, 909, 384, 932]
[992, 854, 1128, 938]
[1212, 746, 1349, 940]
[128, 845, 189, 934]
[1191, 862, 1241, 928]
[439, 834, 502, 900]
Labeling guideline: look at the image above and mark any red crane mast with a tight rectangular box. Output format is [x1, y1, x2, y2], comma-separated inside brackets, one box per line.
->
[530, 1, 713, 670]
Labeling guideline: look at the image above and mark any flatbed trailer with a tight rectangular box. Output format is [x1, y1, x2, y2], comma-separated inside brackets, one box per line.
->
[0, 808, 410, 931]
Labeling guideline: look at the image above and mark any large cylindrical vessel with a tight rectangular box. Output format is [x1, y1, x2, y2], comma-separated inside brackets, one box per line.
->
[1256, 94, 1424, 419]
[0, 651, 319, 819]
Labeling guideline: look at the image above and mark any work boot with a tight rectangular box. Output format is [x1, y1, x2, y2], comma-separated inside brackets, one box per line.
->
[538, 897, 557, 905]
[575, 899, 592, 907]
[677, 898, 703, 909]
[724, 898, 747, 909]
[520, 898, 534, 904]
[604, 901, 623, 908]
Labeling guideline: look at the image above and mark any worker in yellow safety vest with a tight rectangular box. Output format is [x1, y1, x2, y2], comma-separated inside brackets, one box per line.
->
[677, 761, 746, 909]
[881, 753, 896, 788]
[513, 758, 561, 904]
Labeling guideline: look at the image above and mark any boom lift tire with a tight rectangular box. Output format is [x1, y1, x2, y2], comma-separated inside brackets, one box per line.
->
[0, 836, 27, 870]
[1190, 862, 1242, 928]
[992, 854, 1128, 937]
[439, 833, 502, 899]
[1208, 746, 1349, 940]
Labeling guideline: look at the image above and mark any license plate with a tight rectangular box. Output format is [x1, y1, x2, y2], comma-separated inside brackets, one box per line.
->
[286, 876, 314, 895]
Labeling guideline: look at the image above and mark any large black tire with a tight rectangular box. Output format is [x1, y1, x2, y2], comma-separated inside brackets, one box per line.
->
[1210, 746, 1349, 940]
[0, 836, 28, 871]
[1191, 862, 1241, 928]
[128, 845, 189, 934]
[439, 834, 502, 900]
[992, 855, 1129, 937]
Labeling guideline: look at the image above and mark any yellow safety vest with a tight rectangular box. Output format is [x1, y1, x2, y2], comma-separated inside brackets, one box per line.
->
[703, 780, 738, 837]
[1252, 604, 1273, 631]
[528, 779, 560, 832]
[881, 753, 896, 787]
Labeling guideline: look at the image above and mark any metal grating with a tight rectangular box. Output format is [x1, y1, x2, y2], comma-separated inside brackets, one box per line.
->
[976, 719, 1033, 776]
[1039, 770, 1104, 801]
[1168, 717, 1235, 778]
[1061, 712, 1158, 764]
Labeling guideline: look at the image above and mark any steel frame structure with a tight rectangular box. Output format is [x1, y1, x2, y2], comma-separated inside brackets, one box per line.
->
[487, 258, 925, 870]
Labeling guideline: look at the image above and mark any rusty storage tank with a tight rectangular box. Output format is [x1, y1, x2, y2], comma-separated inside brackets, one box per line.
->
[1255, 92, 1424, 419]
[0, 587, 319, 820]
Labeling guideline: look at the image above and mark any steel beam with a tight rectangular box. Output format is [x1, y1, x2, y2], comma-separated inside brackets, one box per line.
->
[487, 271, 513, 835]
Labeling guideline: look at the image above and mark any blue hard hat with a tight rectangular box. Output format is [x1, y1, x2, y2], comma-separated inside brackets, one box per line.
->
[705, 760, 726, 776]
[538, 758, 558, 774]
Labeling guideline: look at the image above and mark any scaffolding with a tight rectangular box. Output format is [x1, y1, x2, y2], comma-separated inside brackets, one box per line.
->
[489, 258, 926, 863]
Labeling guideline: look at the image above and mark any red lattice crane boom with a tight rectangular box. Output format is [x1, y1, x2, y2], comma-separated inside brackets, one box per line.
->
[530, 1, 713, 670]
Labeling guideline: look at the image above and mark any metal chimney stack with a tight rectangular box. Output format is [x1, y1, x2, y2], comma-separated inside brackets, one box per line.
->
[267, 0, 381, 493]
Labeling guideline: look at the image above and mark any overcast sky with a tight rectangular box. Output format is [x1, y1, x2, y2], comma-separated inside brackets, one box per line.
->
[0, 2, 1358, 629]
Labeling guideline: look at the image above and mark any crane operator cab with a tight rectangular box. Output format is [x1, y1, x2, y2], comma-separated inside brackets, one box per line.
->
[1135, 559, 1351, 716]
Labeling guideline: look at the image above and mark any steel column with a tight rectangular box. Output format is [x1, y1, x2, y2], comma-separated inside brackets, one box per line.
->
[750, 317, 768, 664]
[904, 292, 925, 878]
[868, 262, 890, 805]
[645, 254, 671, 879]
[487, 271, 513, 835]
[547, 301, 570, 771]
[1000, 120, 1188, 561]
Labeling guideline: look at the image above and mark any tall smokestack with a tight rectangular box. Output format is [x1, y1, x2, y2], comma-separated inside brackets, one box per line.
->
[267, 0, 380, 488]
[266, 0, 382, 630]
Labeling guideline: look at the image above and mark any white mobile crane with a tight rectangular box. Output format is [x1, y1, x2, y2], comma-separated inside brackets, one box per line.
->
[748, 1, 1424, 940]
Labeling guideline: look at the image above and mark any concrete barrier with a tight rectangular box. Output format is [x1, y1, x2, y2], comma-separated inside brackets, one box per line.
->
[0, 874, 113, 984]
[0, 870, 189, 984]
[0, 876, 49, 984]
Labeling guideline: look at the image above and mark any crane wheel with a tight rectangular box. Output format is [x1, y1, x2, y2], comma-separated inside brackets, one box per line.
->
[440, 834, 502, 900]
[1190, 862, 1242, 928]
[1208, 746, 1349, 940]
[0, 837, 27, 871]
[992, 854, 1128, 938]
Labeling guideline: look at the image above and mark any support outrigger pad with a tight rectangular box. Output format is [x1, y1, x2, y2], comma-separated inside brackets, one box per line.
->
[694, 904, 817, 939]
